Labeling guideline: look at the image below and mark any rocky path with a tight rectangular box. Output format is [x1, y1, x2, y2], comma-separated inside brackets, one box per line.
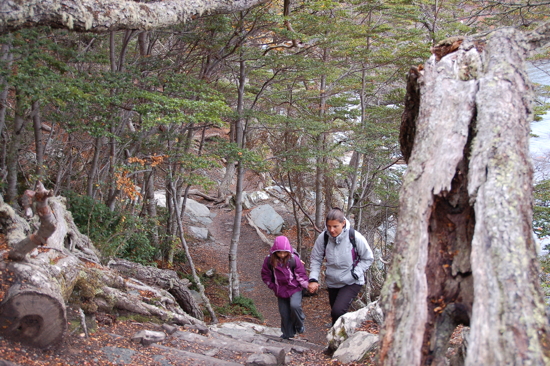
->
[205, 207, 332, 346]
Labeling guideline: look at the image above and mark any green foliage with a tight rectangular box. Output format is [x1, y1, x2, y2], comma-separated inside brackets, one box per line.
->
[215, 296, 263, 321]
[534, 179, 550, 245]
[65, 191, 159, 265]
[541, 255, 550, 275]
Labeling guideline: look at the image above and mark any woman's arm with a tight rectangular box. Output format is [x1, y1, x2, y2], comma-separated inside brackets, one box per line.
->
[308, 234, 325, 282]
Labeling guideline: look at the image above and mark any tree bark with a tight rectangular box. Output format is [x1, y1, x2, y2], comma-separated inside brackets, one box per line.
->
[379, 29, 550, 365]
[466, 28, 549, 366]
[8, 183, 56, 260]
[32, 100, 44, 178]
[228, 51, 246, 302]
[0, 0, 270, 35]
[108, 258, 203, 320]
[0, 42, 12, 139]
[5, 91, 25, 204]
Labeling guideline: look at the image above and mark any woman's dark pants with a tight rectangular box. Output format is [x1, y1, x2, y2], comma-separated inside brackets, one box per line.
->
[327, 283, 362, 325]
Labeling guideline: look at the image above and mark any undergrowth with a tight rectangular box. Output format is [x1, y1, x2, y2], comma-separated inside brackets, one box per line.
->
[65, 191, 162, 265]
[215, 295, 264, 321]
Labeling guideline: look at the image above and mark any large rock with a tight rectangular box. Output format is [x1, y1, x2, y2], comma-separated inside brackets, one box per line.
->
[184, 199, 213, 225]
[327, 301, 381, 351]
[332, 332, 379, 363]
[153, 193, 213, 225]
[249, 205, 284, 235]
[188, 226, 210, 240]
[245, 353, 278, 366]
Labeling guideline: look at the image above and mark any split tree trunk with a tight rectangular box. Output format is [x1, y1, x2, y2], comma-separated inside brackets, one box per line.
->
[1, 185, 88, 348]
[379, 28, 550, 365]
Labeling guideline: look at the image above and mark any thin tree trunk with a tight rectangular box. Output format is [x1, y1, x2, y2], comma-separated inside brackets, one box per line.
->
[138, 31, 149, 56]
[6, 91, 25, 204]
[315, 48, 329, 227]
[0, 42, 12, 138]
[144, 169, 160, 252]
[228, 42, 247, 302]
[379, 31, 550, 365]
[168, 181, 218, 323]
[87, 136, 102, 198]
[32, 100, 44, 178]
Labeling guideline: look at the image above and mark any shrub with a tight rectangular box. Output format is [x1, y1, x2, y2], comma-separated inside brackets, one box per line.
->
[215, 295, 263, 321]
[65, 191, 158, 265]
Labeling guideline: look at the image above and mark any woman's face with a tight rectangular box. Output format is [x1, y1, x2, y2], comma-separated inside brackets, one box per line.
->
[326, 219, 345, 237]
[276, 251, 290, 260]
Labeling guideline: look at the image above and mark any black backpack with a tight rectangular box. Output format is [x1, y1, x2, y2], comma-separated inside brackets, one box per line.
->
[323, 227, 361, 280]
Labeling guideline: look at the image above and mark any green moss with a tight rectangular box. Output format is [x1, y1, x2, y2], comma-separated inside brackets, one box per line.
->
[69, 269, 107, 312]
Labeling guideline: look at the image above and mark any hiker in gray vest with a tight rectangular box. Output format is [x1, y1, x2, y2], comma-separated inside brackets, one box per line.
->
[308, 207, 374, 325]
[261, 235, 309, 339]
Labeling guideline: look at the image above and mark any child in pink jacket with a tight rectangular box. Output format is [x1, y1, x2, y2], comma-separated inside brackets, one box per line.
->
[261, 236, 309, 339]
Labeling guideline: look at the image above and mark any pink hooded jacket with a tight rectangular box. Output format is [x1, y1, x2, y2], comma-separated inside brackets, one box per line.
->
[261, 236, 309, 298]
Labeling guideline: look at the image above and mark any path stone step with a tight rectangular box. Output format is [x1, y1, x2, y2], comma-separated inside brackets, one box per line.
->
[152, 344, 243, 365]
[101, 321, 323, 365]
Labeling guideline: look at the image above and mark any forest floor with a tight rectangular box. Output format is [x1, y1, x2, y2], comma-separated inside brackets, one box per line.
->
[0, 200, 379, 365]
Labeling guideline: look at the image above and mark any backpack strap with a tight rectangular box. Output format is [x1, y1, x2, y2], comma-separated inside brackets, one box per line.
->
[323, 227, 358, 258]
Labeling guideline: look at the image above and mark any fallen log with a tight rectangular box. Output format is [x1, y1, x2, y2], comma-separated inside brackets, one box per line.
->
[108, 258, 203, 320]
[0, 186, 205, 348]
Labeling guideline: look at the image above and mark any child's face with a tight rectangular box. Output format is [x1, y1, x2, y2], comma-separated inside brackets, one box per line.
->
[276, 251, 289, 260]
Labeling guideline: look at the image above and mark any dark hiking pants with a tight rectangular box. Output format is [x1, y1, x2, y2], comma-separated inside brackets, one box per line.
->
[328, 283, 362, 325]
[277, 290, 305, 339]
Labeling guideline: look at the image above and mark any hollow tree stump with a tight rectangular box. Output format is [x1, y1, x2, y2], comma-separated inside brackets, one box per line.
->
[0, 262, 66, 348]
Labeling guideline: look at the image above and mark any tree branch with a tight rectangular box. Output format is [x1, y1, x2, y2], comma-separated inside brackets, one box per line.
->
[0, 0, 270, 35]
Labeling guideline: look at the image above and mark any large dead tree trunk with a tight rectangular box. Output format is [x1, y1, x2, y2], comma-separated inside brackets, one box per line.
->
[379, 28, 550, 365]
[0, 186, 204, 349]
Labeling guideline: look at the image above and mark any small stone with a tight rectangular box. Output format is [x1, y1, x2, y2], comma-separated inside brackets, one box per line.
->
[131, 330, 166, 346]
[162, 324, 178, 335]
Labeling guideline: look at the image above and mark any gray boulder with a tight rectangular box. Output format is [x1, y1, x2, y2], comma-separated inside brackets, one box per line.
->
[327, 300, 382, 351]
[185, 199, 213, 225]
[249, 205, 284, 235]
[332, 332, 378, 364]
[188, 226, 210, 240]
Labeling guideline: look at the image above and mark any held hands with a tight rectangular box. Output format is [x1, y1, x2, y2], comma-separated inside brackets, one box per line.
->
[308, 282, 319, 294]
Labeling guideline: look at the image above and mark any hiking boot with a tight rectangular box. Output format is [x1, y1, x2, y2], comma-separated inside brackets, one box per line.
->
[297, 326, 305, 334]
